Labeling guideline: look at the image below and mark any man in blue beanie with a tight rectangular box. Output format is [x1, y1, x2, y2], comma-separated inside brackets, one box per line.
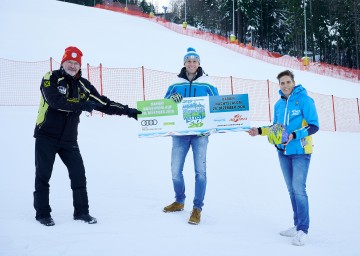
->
[163, 47, 219, 225]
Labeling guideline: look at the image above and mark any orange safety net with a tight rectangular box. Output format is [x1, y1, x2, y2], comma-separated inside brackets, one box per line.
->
[0, 57, 359, 132]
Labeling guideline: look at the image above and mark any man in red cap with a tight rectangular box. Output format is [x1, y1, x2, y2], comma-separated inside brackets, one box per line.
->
[33, 46, 142, 226]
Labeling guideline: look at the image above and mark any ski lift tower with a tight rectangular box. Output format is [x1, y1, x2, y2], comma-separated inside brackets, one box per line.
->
[230, 0, 236, 43]
[162, 6, 168, 20]
[182, 0, 187, 29]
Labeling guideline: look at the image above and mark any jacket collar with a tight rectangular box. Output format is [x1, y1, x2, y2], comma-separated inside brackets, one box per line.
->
[178, 66, 204, 81]
[280, 84, 306, 100]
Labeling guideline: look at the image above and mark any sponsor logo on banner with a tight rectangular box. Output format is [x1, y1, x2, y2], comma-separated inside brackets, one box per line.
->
[230, 114, 248, 122]
[141, 119, 158, 126]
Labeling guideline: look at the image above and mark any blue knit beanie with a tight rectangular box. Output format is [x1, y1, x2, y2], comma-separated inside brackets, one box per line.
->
[183, 47, 200, 64]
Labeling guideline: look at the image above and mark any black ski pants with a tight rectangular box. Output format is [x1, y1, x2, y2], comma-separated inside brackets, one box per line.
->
[34, 137, 89, 219]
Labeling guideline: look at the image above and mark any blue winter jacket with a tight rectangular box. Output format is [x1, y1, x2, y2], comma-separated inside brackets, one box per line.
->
[261, 84, 319, 155]
[164, 67, 219, 98]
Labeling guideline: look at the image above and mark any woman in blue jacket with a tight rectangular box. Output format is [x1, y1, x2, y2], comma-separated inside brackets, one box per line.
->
[248, 70, 319, 246]
[162, 48, 219, 225]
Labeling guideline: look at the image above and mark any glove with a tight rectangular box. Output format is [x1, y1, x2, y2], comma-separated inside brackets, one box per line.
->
[126, 108, 142, 120]
[198, 133, 210, 137]
[267, 124, 288, 145]
[170, 93, 183, 103]
[197, 129, 215, 137]
[82, 101, 98, 113]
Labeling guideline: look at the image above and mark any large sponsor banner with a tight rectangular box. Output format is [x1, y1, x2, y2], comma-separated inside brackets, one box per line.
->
[137, 94, 250, 138]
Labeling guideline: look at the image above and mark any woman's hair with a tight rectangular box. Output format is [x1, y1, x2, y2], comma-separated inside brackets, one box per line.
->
[277, 70, 295, 82]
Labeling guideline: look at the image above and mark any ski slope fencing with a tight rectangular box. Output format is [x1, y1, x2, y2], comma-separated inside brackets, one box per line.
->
[95, 4, 360, 84]
[1, 58, 359, 132]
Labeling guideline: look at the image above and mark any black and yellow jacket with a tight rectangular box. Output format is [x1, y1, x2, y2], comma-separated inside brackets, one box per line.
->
[34, 67, 128, 142]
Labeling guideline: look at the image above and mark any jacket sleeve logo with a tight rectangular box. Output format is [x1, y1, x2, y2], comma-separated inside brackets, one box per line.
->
[44, 81, 51, 87]
[291, 109, 301, 116]
[57, 86, 67, 95]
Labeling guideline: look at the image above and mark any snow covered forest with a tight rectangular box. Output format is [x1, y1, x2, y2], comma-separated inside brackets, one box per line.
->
[171, 0, 360, 69]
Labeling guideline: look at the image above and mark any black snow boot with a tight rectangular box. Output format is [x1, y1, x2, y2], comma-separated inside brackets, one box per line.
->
[36, 216, 55, 226]
[74, 213, 97, 224]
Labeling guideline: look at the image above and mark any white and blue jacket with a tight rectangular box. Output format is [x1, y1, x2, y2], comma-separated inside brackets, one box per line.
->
[164, 67, 219, 98]
[261, 84, 319, 155]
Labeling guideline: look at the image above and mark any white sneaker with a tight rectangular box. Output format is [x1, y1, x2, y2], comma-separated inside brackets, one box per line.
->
[279, 226, 297, 237]
[292, 230, 307, 246]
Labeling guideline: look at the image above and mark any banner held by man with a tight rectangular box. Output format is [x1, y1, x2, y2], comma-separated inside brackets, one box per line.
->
[137, 94, 250, 138]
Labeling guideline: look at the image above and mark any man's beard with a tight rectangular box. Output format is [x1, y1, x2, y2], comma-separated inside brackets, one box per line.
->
[65, 68, 78, 77]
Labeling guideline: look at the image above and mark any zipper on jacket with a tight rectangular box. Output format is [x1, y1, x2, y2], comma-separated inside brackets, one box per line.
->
[283, 95, 291, 126]
[189, 81, 193, 97]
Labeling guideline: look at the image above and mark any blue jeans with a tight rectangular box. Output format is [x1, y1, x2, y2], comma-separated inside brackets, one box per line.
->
[278, 152, 311, 233]
[171, 135, 208, 211]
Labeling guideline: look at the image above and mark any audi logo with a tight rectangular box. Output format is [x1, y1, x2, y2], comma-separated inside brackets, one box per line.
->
[141, 119, 158, 126]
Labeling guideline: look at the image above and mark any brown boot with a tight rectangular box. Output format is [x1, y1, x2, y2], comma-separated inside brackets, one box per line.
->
[188, 208, 201, 225]
[163, 202, 184, 212]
